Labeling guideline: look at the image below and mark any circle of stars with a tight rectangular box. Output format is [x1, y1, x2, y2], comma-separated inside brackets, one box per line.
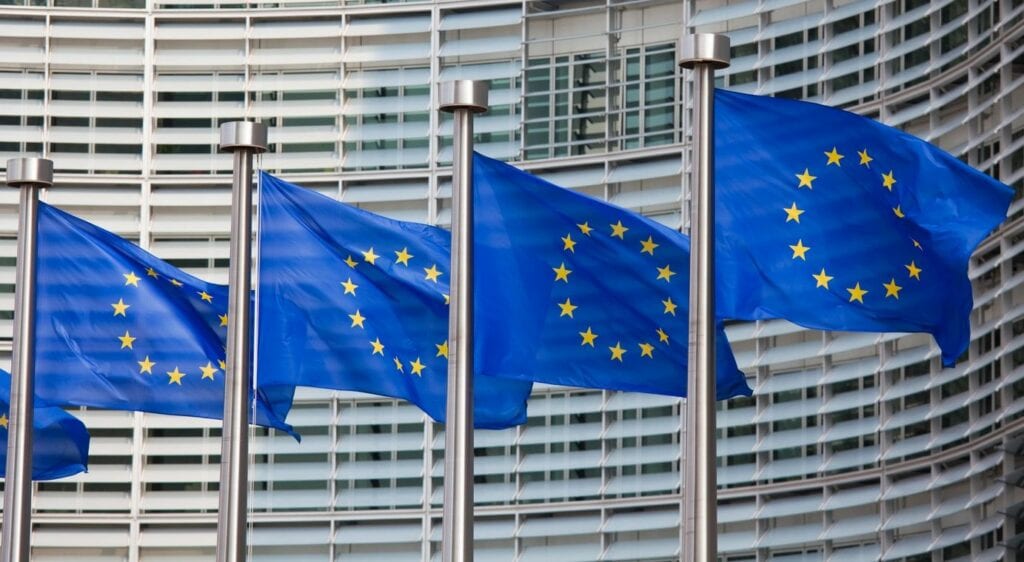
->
[786, 146, 923, 305]
[549, 218, 680, 364]
[113, 267, 226, 386]
[339, 245, 447, 378]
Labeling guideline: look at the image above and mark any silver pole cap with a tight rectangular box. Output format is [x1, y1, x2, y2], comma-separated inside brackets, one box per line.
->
[6, 157, 53, 188]
[219, 121, 269, 154]
[439, 80, 489, 114]
[678, 33, 731, 70]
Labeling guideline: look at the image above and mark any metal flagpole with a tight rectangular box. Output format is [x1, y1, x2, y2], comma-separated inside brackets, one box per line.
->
[678, 34, 730, 562]
[438, 79, 488, 562]
[216, 121, 267, 562]
[1, 157, 53, 562]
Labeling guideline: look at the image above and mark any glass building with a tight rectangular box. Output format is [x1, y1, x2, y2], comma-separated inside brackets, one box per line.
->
[0, 0, 1023, 559]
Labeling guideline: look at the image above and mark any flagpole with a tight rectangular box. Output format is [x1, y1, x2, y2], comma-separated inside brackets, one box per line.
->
[678, 34, 729, 562]
[1, 157, 52, 562]
[216, 121, 267, 562]
[438, 79, 488, 562]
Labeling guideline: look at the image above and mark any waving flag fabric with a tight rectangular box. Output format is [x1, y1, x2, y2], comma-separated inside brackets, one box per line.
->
[0, 369, 90, 480]
[33, 203, 295, 435]
[256, 172, 533, 429]
[714, 89, 1014, 365]
[472, 153, 752, 399]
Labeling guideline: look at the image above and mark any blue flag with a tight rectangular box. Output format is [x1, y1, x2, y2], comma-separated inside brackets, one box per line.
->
[473, 153, 752, 399]
[0, 369, 89, 480]
[714, 89, 1014, 365]
[33, 203, 295, 435]
[256, 172, 533, 429]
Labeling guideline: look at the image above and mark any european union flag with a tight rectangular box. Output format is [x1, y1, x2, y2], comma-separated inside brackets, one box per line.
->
[714, 90, 1014, 365]
[0, 369, 89, 480]
[256, 172, 533, 429]
[473, 153, 752, 399]
[33, 203, 295, 435]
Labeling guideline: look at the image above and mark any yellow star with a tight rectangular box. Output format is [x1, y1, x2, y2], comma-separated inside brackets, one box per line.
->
[146, 267, 159, 278]
[435, 340, 448, 358]
[169, 279, 183, 287]
[609, 342, 626, 362]
[394, 247, 413, 266]
[656, 265, 676, 282]
[424, 264, 443, 283]
[200, 362, 218, 380]
[393, 356, 404, 372]
[610, 221, 629, 239]
[370, 338, 385, 356]
[348, 310, 366, 328]
[123, 271, 141, 287]
[198, 291, 213, 303]
[882, 170, 896, 191]
[561, 233, 576, 253]
[118, 330, 136, 349]
[858, 149, 872, 167]
[344, 255, 358, 268]
[167, 367, 186, 385]
[640, 236, 659, 255]
[218, 359, 227, 371]
[662, 297, 677, 316]
[656, 328, 669, 344]
[443, 293, 450, 305]
[789, 239, 810, 260]
[795, 168, 817, 189]
[138, 356, 156, 375]
[553, 262, 572, 283]
[557, 298, 578, 318]
[912, 238, 923, 250]
[892, 205, 905, 218]
[219, 313, 229, 327]
[409, 358, 425, 376]
[783, 202, 805, 223]
[638, 342, 654, 358]
[579, 327, 598, 347]
[905, 261, 922, 280]
[824, 147, 844, 166]
[362, 247, 379, 265]
[883, 278, 902, 299]
[111, 298, 130, 317]
[0, 414, 7, 429]
[341, 278, 359, 296]
[846, 282, 868, 303]
[812, 268, 833, 289]
[577, 222, 593, 236]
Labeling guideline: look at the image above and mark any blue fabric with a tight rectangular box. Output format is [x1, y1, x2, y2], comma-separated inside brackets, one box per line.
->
[33, 203, 295, 436]
[473, 153, 752, 399]
[715, 89, 1014, 365]
[256, 172, 533, 429]
[0, 369, 90, 480]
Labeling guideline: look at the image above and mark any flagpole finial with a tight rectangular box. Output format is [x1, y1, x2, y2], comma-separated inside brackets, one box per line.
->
[6, 158, 53, 188]
[678, 33, 731, 70]
[219, 121, 268, 154]
[440, 80, 489, 114]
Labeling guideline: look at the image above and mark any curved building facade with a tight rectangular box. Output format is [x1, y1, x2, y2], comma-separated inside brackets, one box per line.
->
[0, 0, 1023, 560]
